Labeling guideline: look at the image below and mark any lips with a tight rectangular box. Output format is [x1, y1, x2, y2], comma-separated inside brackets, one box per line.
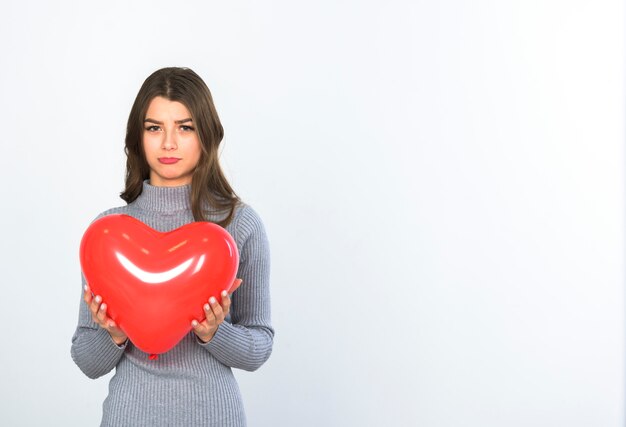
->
[158, 157, 181, 164]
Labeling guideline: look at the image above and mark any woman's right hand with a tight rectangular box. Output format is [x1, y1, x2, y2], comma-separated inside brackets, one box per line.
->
[84, 283, 128, 346]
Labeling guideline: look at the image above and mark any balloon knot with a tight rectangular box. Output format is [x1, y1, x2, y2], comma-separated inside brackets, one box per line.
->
[149, 354, 158, 360]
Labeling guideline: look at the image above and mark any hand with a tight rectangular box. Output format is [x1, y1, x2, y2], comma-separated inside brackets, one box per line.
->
[84, 283, 128, 346]
[192, 278, 243, 343]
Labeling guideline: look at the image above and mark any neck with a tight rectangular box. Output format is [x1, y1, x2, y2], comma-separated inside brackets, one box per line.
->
[134, 179, 193, 212]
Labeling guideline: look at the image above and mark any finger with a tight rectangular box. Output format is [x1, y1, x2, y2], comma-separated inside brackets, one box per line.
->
[220, 291, 232, 316]
[191, 319, 211, 338]
[203, 302, 216, 325]
[96, 302, 108, 324]
[229, 278, 243, 294]
[209, 296, 224, 322]
[84, 285, 93, 304]
[89, 295, 102, 317]
[107, 320, 126, 338]
[191, 319, 203, 331]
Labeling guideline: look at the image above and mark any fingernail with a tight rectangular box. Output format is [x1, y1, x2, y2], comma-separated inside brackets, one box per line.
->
[95, 296, 101, 303]
[204, 303, 210, 310]
[108, 321, 114, 327]
[209, 297, 217, 304]
[221, 290, 227, 298]
[191, 320, 198, 327]
[84, 284, 89, 291]
[100, 303, 106, 311]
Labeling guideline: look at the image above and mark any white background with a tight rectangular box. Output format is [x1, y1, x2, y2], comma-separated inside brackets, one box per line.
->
[0, 1, 623, 426]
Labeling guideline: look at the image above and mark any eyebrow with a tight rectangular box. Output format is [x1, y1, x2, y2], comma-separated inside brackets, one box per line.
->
[144, 118, 193, 125]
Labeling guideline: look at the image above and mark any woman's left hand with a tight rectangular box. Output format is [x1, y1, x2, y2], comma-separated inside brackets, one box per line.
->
[192, 278, 243, 343]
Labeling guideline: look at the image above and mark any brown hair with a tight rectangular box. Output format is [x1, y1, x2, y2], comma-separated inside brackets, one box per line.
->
[120, 67, 240, 227]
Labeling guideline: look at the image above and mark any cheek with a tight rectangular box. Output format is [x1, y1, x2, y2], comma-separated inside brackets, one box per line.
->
[188, 136, 203, 157]
[141, 144, 156, 167]
[143, 133, 158, 146]
[142, 135, 160, 154]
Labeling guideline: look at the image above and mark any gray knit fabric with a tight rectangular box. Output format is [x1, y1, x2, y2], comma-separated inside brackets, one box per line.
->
[71, 179, 273, 426]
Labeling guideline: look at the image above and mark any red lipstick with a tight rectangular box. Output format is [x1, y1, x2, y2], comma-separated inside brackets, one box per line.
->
[158, 157, 180, 164]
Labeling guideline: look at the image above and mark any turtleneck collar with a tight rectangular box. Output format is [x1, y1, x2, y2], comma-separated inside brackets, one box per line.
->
[134, 179, 193, 212]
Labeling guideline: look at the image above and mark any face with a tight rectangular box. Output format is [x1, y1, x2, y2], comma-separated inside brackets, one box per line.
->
[143, 96, 202, 187]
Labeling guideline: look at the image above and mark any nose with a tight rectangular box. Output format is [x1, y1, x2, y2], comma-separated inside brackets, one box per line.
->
[162, 129, 177, 150]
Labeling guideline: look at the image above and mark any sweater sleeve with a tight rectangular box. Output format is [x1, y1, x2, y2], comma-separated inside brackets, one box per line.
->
[70, 271, 127, 378]
[196, 205, 274, 371]
[70, 213, 127, 379]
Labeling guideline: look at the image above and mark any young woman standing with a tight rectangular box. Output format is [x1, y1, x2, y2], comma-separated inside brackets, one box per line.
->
[71, 67, 273, 426]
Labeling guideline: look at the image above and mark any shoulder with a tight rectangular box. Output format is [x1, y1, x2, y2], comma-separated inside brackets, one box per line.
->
[233, 203, 266, 234]
[229, 202, 269, 250]
[90, 205, 130, 223]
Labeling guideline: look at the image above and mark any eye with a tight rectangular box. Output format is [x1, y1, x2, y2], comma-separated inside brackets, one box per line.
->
[145, 125, 161, 132]
[180, 125, 195, 132]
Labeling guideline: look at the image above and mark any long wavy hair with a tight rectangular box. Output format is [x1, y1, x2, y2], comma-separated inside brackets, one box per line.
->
[120, 67, 240, 227]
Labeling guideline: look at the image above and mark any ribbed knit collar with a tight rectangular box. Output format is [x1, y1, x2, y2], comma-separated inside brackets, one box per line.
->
[134, 179, 192, 212]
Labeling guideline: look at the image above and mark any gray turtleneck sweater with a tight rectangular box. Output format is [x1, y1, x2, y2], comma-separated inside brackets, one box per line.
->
[70, 180, 273, 427]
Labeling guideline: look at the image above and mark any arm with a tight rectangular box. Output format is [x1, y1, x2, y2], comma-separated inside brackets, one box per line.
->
[70, 213, 127, 379]
[195, 206, 274, 371]
[70, 271, 127, 379]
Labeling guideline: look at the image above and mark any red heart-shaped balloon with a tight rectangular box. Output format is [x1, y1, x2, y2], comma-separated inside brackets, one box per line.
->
[79, 214, 239, 355]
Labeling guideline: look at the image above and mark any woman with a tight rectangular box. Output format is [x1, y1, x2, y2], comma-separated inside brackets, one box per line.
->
[70, 67, 273, 426]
